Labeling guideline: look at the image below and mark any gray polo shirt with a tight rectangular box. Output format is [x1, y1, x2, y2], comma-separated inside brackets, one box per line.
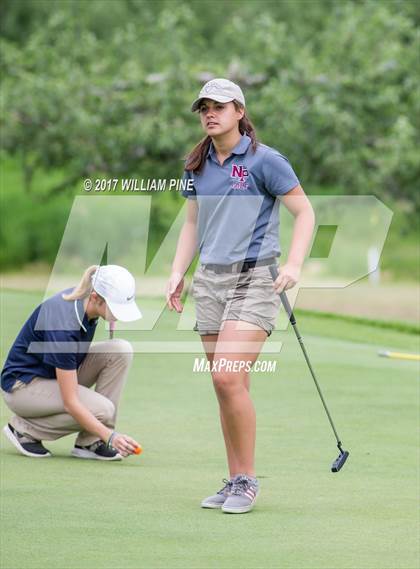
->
[182, 134, 300, 265]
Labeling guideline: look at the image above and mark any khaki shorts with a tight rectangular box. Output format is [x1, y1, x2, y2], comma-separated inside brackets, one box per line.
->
[191, 264, 281, 336]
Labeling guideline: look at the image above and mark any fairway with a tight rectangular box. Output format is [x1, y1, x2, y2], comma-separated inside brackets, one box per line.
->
[1, 292, 419, 569]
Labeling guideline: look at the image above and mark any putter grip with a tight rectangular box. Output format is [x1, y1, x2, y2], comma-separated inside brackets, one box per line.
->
[269, 265, 296, 325]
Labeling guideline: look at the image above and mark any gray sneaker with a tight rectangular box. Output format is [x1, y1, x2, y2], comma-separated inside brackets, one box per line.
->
[3, 424, 51, 458]
[221, 474, 259, 514]
[71, 440, 122, 461]
[201, 478, 233, 509]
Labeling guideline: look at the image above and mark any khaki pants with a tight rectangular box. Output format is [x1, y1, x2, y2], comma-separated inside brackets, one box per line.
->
[2, 339, 133, 446]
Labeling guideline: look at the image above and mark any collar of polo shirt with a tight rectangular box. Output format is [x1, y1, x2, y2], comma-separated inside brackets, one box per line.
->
[207, 133, 252, 161]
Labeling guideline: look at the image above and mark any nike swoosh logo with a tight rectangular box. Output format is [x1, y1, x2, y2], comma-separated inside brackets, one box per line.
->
[126, 295, 135, 301]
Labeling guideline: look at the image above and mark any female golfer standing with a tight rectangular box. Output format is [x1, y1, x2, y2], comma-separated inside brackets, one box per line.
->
[167, 78, 315, 513]
[1, 265, 142, 461]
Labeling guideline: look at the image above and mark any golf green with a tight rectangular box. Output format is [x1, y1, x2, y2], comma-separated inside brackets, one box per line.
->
[1, 291, 418, 569]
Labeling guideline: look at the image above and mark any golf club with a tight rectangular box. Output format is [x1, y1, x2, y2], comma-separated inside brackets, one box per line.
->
[269, 265, 349, 472]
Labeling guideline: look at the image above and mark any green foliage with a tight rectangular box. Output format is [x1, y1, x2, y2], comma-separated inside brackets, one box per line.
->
[0, 157, 73, 268]
[0, 0, 418, 269]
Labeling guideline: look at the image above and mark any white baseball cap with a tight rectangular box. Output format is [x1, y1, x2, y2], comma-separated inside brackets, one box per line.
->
[191, 78, 246, 112]
[91, 265, 142, 322]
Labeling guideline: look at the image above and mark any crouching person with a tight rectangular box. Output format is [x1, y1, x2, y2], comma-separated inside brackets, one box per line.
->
[1, 265, 142, 461]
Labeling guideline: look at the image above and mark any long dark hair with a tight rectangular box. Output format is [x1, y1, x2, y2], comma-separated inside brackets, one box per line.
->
[184, 101, 258, 173]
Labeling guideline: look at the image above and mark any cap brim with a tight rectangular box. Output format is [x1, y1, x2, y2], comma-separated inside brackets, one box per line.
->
[106, 299, 143, 322]
[191, 95, 234, 112]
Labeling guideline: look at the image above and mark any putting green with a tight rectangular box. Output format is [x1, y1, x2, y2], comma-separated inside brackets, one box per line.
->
[1, 292, 418, 569]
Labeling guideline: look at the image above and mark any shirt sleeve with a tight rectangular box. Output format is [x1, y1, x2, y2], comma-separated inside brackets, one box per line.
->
[262, 149, 300, 197]
[42, 330, 81, 371]
[181, 169, 197, 198]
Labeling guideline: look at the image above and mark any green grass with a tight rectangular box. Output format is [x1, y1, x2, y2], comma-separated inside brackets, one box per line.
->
[1, 292, 419, 569]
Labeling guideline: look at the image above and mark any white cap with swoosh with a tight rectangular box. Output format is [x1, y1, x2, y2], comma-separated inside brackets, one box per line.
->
[91, 265, 142, 322]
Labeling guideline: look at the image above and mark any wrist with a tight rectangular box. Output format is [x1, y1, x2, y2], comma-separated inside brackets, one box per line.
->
[171, 268, 185, 278]
[285, 259, 302, 269]
[103, 428, 114, 445]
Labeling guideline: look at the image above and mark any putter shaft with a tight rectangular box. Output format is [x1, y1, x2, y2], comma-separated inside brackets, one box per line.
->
[269, 265, 349, 470]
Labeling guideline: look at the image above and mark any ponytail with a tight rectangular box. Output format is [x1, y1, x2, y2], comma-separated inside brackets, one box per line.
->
[62, 265, 98, 301]
[184, 101, 258, 173]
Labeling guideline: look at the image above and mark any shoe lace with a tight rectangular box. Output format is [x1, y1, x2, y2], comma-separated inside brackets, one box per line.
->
[217, 478, 233, 495]
[231, 475, 251, 496]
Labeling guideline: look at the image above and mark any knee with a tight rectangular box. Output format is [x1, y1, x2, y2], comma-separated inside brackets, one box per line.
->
[109, 339, 133, 363]
[212, 371, 244, 398]
[95, 398, 115, 424]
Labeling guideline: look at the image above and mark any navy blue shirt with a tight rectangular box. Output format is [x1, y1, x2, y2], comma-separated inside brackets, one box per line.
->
[182, 134, 300, 264]
[1, 288, 98, 393]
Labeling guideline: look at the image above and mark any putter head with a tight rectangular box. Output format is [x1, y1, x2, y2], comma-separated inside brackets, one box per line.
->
[331, 450, 349, 472]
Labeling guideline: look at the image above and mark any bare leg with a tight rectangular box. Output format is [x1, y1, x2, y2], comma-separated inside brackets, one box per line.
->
[200, 334, 249, 477]
[206, 321, 268, 477]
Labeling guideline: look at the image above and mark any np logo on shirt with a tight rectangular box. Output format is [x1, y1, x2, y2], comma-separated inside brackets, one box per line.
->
[230, 164, 249, 190]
